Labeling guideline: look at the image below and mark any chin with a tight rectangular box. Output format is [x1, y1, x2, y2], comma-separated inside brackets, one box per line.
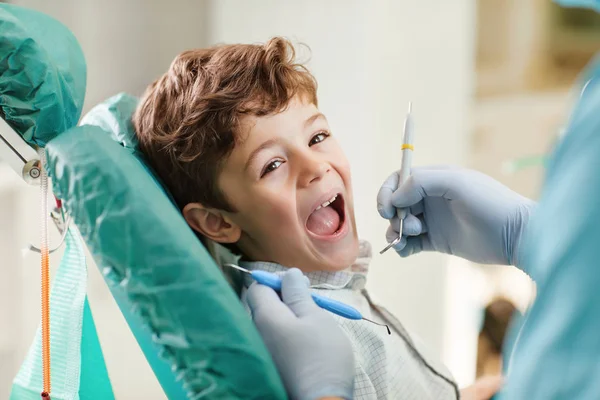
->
[320, 232, 360, 272]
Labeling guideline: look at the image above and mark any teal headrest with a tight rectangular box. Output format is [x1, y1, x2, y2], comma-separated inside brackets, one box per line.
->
[0, 3, 86, 146]
[45, 94, 286, 399]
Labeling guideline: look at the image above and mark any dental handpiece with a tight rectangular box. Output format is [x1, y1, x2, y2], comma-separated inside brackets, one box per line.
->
[226, 264, 391, 335]
[380, 102, 415, 255]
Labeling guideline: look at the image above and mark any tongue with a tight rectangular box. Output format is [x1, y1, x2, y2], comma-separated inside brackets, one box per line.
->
[307, 206, 340, 236]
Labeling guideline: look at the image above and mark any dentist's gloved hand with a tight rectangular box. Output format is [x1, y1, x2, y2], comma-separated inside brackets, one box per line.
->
[377, 166, 536, 268]
[247, 268, 355, 400]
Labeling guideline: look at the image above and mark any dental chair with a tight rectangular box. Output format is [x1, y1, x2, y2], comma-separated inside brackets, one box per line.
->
[0, 4, 285, 399]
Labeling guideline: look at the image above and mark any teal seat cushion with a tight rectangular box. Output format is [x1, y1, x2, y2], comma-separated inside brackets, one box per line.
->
[45, 94, 286, 399]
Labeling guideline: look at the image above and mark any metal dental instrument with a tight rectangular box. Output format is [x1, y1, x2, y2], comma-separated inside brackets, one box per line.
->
[380, 101, 415, 255]
[226, 263, 391, 335]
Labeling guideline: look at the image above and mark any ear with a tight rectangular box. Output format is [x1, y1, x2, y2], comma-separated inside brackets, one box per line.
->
[183, 203, 241, 244]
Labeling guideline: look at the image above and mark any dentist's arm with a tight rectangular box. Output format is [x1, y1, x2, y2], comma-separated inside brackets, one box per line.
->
[377, 166, 536, 271]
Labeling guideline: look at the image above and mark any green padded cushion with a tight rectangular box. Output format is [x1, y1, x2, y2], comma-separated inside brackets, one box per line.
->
[45, 96, 286, 399]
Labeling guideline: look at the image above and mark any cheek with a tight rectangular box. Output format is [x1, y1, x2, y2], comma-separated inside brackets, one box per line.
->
[235, 191, 299, 231]
[334, 149, 353, 186]
[262, 196, 295, 221]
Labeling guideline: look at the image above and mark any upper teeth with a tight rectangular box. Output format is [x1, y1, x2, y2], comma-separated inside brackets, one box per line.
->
[315, 194, 338, 211]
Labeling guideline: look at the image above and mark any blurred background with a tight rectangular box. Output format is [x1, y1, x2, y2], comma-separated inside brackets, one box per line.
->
[0, 0, 599, 398]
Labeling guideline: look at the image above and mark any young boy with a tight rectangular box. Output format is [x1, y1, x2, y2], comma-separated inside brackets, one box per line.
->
[133, 37, 459, 399]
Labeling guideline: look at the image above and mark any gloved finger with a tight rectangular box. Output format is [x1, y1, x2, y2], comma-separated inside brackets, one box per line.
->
[390, 174, 425, 209]
[398, 236, 425, 257]
[398, 235, 434, 257]
[377, 171, 400, 219]
[390, 214, 423, 236]
[391, 168, 455, 208]
[389, 216, 399, 232]
[303, 275, 310, 286]
[281, 268, 320, 318]
[416, 214, 428, 234]
[395, 207, 408, 221]
[247, 282, 294, 322]
[409, 201, 424, 217]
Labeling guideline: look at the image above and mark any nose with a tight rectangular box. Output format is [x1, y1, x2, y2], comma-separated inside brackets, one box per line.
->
[298, 152, 330, 187]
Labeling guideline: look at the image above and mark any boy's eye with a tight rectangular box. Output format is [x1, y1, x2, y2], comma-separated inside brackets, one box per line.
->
[309, 131, 330, 146]
[261, 160, 284, 177]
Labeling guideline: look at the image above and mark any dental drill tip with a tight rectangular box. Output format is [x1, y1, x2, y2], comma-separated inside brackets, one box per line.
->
[379, 243, 392, 255]
[408, 101, 412, 113]
[379, 235, 401, 255]
[224, 263, 251, 274]
[379, 219, 403, 254]
[363, 318, 392, 335]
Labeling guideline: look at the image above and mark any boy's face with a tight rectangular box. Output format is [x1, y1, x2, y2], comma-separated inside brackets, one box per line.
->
[219, 97, 359, 272]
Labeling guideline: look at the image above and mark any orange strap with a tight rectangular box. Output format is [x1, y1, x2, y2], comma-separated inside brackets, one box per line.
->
[41, 246, 51, 395]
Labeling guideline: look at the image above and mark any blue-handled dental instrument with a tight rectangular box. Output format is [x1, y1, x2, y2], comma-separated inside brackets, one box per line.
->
[226, 264, 391, 335]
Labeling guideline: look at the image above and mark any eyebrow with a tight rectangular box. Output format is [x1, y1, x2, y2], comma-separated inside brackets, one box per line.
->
[244, 113, 327, 172]
[244, 138, 279, 172]
[305, 112, 326, 128]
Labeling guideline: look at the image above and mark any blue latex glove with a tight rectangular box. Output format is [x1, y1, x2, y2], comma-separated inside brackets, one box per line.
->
[246, 268, 355, 400]
[377, 166, 536, 268]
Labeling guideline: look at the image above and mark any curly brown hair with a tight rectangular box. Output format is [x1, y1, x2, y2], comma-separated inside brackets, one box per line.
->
[133, 37, 318, 213]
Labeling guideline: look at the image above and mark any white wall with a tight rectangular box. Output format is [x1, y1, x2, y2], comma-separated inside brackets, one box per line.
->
[1, 0, 476, 396]
[0, 167, 24, 396]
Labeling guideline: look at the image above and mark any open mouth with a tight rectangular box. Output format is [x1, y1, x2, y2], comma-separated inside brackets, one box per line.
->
[306, 193, 347, 238]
